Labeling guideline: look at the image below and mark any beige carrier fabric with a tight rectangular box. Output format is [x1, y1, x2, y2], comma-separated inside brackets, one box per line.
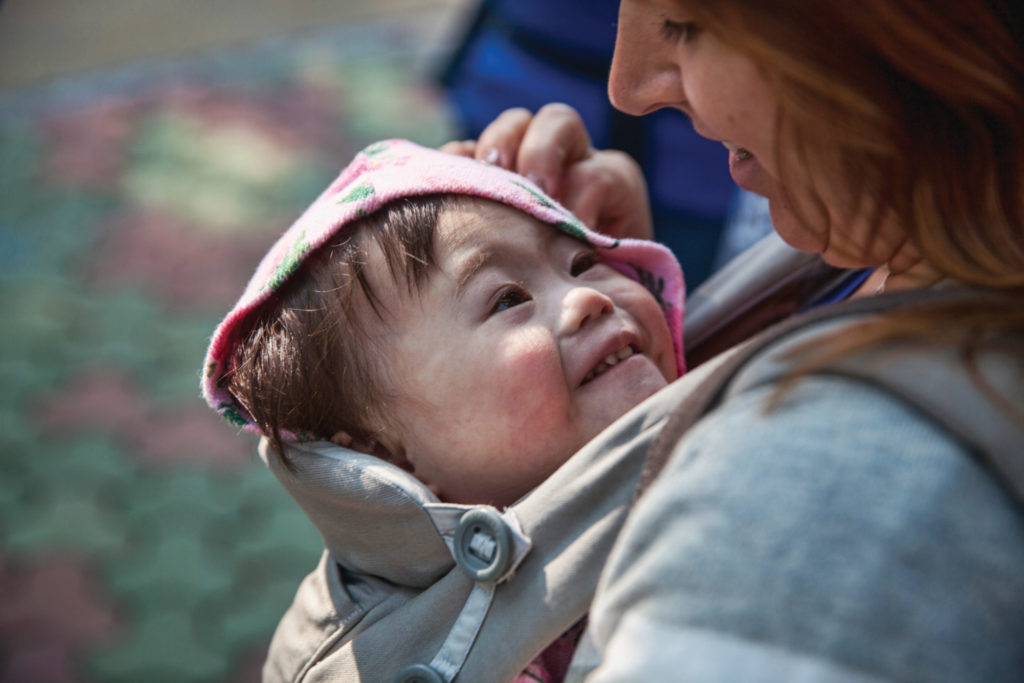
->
[260, 356, 734, 683]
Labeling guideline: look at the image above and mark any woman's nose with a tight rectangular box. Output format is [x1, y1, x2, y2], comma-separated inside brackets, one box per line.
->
[608, 2, 686, 116]
[560, 286, 614, 334]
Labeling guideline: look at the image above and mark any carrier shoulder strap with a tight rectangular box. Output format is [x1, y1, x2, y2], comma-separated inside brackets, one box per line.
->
[640, 287, 1024, 509]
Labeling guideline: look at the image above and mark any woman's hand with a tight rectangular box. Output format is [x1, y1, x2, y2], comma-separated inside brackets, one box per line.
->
[441, 104, 654, 240]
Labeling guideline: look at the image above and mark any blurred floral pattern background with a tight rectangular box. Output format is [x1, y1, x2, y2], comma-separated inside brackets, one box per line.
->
[0, 7, 460, 681]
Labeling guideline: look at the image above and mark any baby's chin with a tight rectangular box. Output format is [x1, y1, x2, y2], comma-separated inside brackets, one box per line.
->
[582, 373, 670, 442]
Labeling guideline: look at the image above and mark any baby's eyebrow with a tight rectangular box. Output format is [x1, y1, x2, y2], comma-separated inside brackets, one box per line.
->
[449, 225, 559, 298]
[453, 248, 496, 299]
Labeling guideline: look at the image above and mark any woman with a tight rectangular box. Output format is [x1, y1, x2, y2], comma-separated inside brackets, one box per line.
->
[450, 0, 1024, 680]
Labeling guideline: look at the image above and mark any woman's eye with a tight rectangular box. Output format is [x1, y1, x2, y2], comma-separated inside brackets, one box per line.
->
[490, 285, 531, 314]
[660, 19, 700, 44]
[570, 251, 599, 276]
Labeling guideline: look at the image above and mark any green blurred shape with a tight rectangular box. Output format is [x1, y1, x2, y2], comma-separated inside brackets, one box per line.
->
[89, 611, 228, 683]
[1, 186, 113, 277]
[0, 275, 87, 406]
[24, 433, 136, 482]
[2, 481, 127, 557]
[0, 118, 42, 190]
[104, 469, 238, 604]
[124, 108, 328, 235]
[106, 529, 233, 611]
[215, 574, 304, 652]
[131, 314, 223, 404]
[0, 437, 132, 558]
[232, 505, 321, 572]
[341, 58, 456, 147]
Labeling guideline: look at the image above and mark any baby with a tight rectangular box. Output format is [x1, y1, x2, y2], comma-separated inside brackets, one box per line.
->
[203, 139, 683, 507]
[201, 139, 685, 680]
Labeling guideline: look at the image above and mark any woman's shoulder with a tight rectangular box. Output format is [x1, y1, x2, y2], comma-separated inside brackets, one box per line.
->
[680, 288, 1024, 503]
[587, 374, 1024, 682]
[681, 373, 986, 504]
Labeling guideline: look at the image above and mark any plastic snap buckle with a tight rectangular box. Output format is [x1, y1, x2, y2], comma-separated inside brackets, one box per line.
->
[453, 506, 512, 582]
[394, 663, 445, 683]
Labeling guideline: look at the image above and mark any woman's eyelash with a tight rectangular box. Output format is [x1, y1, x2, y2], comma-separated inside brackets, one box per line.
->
[660, 19, 699, 44]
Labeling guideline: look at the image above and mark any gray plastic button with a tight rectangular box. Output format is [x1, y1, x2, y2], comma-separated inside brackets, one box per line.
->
[454, 506, 512, 582]
[395, 663, 444, 683]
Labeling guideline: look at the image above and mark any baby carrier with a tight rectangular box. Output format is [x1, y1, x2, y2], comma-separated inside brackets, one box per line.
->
[259, 399, 667, 682]
[258, 242, 1024, 682]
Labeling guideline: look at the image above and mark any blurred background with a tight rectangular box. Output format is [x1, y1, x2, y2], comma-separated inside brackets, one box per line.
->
[0, 1, 467, 681]
[0, 1, 756, 680]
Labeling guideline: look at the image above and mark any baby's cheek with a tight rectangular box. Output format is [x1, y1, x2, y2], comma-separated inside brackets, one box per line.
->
[486, 338, 570, 436]
[624, 289, 677, 379]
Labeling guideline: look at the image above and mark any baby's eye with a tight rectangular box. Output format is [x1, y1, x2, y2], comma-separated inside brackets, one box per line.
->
[490, 285, 532, 314]
[570, 251, 599, 276]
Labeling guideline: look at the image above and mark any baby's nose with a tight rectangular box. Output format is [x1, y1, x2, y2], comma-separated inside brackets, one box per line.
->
[560, 286, 614, 333]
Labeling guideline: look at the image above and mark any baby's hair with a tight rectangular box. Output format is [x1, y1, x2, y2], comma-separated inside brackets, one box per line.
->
[229, 194, 464, 466]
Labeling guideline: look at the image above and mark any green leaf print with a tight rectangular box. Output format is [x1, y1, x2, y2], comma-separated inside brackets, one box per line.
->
[262, 230, 310, 292]
[554, 220, 593, 243]
[338, 182, 375, 204]
[363, 141, 392, 157]
[511, 180, 555, 209]
[218, 402, 250, 427]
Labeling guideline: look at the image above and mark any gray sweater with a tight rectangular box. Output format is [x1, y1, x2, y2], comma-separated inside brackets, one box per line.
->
[574, 375, 1024, 682]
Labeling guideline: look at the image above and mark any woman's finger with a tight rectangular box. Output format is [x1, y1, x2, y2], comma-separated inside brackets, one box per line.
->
[560, 150, 653, 240]
[516, 103, 593, 198]
[474, 107, 534, 168]
[438, 140, 477, 157]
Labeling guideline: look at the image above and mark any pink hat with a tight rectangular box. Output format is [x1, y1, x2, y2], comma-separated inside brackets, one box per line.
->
[201, 139, 685, 433]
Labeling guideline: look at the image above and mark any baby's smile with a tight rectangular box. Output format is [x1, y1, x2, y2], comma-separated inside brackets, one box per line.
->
[581, 344, 639, 386]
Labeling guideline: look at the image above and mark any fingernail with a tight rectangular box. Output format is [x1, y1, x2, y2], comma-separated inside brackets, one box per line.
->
[527, 172, 548, 194]
[484, 148, 500, 165]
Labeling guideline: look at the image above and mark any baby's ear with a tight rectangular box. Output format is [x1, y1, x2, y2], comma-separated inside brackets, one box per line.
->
[329, 430, 410, 469]
[328, 430, 440, 498]
[329, 430, 357, 449]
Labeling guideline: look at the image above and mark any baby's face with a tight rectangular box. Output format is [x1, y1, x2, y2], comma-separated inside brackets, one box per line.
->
[371, 200, 677, 507]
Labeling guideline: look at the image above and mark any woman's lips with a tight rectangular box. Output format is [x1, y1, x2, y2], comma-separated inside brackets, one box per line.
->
[727, 146, 770, 196]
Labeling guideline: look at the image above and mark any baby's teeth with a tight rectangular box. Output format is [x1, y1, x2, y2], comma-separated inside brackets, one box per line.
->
[585, 347, 637, 385]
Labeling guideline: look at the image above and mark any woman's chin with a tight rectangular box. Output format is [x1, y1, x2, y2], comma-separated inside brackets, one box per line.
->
[768, 198, 827, 256]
